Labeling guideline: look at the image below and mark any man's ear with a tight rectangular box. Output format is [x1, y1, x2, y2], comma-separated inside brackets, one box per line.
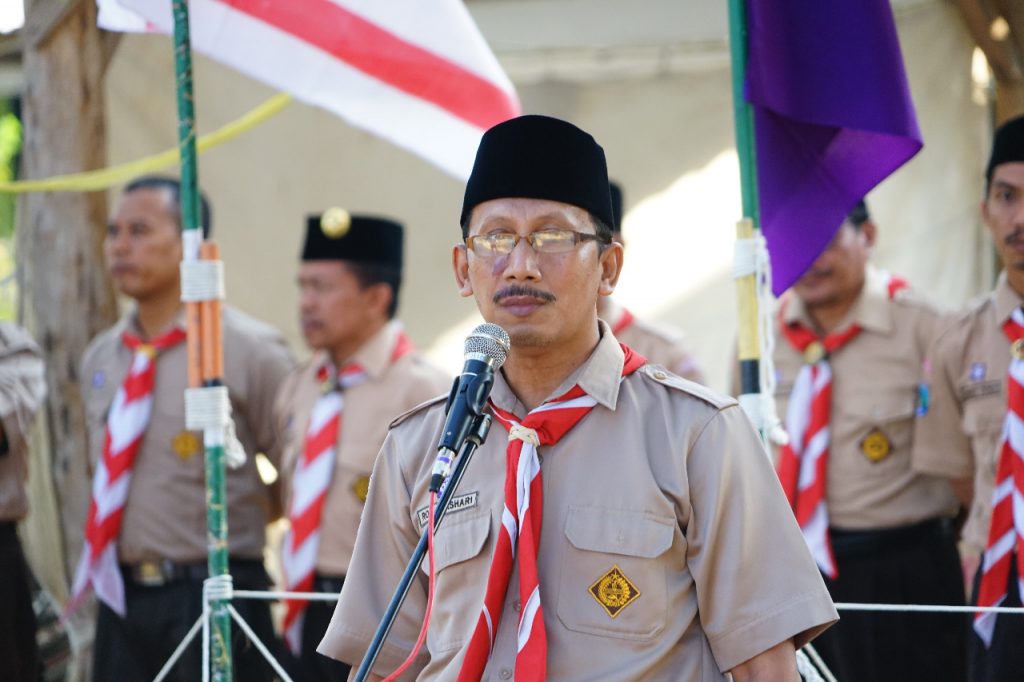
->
[367, 282, 393, 318]
[598, 242, 624, 297]
[860, 219, 878, 249]
[453, 244, 473, 298]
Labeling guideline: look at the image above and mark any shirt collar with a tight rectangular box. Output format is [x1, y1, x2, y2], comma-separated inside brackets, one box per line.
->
[124, 307, 188, 339]
[994, 270, 1024, 324]
[489, 320, 624, 419]
[782, 264, 893, 335]
[337, 320, 401, 380]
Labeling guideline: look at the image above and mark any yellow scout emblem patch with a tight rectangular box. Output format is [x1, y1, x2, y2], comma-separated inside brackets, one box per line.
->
[588, 565, 640, 618]
[172, 430, 202, 460]
[803, 340, 825, 365]
[1013, 339, 1024, 361]
[320, 207, 352, 238]
[352, 475, 371, 503]
[860, 428, 892, 462]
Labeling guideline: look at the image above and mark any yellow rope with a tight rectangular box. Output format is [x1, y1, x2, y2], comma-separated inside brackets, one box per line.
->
[0, 93, 293, 194]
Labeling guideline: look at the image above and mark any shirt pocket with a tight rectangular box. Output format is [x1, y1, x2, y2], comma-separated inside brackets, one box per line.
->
[962, 393, 1005, 475]
[832, 388, 916, 474]
[556, 506, 675, 641]
[423, 512, 491, 653]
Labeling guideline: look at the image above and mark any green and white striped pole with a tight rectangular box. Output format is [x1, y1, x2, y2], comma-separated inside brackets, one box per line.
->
[170, 1, 233, 679]
[727, 0, 765, 419]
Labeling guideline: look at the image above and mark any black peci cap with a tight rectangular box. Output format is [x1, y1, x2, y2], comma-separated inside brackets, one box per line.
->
[302, 209, 403, 267]
[987, 115, 1024, 184]
[609, 180, 624, 233]
[461, 115, 613, 229]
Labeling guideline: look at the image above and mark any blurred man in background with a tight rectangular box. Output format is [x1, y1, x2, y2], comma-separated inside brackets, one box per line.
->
[274, 210, 448, 681]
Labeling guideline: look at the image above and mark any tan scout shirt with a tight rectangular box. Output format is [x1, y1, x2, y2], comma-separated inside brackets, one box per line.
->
[0, 323, 46, 522]
[80, 306, 294, 563]
[320, 324, 837, 681]
[773, 267, 958, 530]
[602, 298, 705, 384]
[274, 321, 450, 576]
[913, 273, 1022, 554]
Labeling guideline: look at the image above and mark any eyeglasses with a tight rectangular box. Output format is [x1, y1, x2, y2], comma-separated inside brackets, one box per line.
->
[465, 229, 608, 257]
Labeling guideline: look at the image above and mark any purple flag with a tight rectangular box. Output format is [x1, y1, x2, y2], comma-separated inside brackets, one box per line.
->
[746, 0, 922, 295]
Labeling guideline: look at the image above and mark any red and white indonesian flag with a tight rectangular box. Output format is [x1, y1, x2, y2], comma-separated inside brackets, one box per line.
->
[97, 0, 521, 179]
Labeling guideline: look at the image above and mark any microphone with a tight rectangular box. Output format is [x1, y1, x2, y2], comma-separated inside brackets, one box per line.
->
[429, 323, 510, 492]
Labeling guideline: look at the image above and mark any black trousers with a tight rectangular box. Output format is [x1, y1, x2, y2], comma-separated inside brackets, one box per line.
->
[969, 560, 1024, 682]
[93, 560, 281, 681]
[284, 575, 352, 682]
[0, 522, 40, 682]
[812, 518, 967, 682]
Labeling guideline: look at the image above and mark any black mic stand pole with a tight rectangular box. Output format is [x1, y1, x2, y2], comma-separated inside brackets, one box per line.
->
[354, 413, 493, 682]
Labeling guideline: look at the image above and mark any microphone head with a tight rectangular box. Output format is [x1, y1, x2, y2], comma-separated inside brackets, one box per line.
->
[464, 323, 511, 368]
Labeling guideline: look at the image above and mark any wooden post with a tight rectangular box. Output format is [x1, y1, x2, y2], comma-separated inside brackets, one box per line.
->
[18, 1, 119, 678]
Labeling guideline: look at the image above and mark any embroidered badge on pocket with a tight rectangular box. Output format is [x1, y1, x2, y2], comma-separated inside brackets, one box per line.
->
[588, 565, 640, 618]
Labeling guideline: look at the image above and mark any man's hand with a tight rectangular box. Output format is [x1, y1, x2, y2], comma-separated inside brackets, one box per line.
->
[962, 549, 980, 598]
[727, 638, 799, 682]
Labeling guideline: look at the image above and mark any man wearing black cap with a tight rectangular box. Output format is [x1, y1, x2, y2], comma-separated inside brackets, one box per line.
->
[914, 113, 1024, 681]
[273, 210, 449, 681]
[318, 115, 836, 680]
[599, 181, 705, 384]
[761, 200, 965, 682]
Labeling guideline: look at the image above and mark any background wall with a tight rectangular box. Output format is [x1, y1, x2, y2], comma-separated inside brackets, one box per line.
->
[104, 0, 991, 392]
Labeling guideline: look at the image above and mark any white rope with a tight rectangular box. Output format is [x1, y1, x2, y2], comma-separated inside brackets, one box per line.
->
[152, 614, 204, 682]
[182, 229, 203, 263]
[795, 649, 826, 682]
[732, 237, 758, 280]
[801, 644, 838, 682]
[233, 588, 344, 602]
[753, 233, 788, 447]
[735, 231, 788, 447]
[185, 386, 230, 431]
[835, 601, 1024, 614]
[180, 259, 225, 302]
[185, 387, 247, 469]
[228, 604, 295, 682]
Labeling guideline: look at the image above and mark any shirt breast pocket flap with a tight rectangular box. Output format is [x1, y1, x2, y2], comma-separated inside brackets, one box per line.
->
[558, 507, 674, 640]
[422, 512, 490, 576]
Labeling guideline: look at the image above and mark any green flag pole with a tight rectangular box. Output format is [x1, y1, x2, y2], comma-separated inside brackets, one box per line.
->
[727, 0, 764, 406]
[170, 1, 234, 680]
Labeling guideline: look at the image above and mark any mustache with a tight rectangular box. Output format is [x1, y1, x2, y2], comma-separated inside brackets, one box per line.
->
[1006, 229, 1024, 245]
[493, 285, 556, 304]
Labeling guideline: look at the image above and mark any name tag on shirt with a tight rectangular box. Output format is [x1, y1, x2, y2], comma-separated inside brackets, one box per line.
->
[959, 380, 1002, 401]
[416, 491, 479, 529]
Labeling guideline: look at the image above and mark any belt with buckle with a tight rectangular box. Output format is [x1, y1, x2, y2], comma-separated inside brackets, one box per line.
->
[122, 560, 208, 587]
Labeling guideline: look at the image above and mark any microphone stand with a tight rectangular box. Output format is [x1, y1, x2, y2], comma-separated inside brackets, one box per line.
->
[354, 413, 493, 681]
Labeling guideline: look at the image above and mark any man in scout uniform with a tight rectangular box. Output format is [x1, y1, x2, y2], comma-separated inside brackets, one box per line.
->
[73, 175, 294, 680]
[914, 114, 1024, 681]
[768, 200, 964, 681]
[274, 210, 449, 681]
[598, 181, 705, 384]
[0, 322, 46, 682]
[318, 114, 837, 680]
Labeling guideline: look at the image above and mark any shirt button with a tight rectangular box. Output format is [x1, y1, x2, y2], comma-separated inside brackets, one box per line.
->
[653, 370, 668, 380]
[500, 669, 513, 680]
[513, 599, 521, 612]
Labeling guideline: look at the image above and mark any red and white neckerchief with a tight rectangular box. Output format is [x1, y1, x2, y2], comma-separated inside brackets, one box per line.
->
[776, 276, 906, 578]
[457, 345, 646, 682]
[610, 306, 635, 336]
[281, 330, 414, 654]
[69, 326, 187, 615]
[975, 307, 1024, 646]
